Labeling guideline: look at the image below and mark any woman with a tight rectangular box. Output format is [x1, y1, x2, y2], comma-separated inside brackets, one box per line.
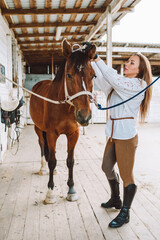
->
[91, 53, 152, 228]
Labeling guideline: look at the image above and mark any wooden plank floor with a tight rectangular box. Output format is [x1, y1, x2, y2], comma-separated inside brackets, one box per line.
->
[0, 123, 160, 240]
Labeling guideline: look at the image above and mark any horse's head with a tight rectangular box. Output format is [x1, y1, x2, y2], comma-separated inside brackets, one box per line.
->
[62, 39, 96, 126]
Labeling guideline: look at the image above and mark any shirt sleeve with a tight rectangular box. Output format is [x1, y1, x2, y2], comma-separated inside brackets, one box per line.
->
[91, 61, 112, 97]
[96, 59, 147, 99]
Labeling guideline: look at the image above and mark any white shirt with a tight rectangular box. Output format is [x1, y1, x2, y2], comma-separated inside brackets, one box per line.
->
[91, 60, 147, 140]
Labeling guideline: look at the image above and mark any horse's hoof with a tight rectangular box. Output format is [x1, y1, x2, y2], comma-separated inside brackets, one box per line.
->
[38, 169, 48, 175]
[44, 197, 56, 204]
[66, 193, 78, 202]
[44, 189, 56, 204]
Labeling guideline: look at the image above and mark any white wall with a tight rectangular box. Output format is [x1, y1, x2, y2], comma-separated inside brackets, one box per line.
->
[0, 12, 25, 163]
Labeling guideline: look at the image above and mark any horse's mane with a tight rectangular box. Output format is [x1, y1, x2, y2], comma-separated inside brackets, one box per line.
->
[53, 50, 88, 82]
[53, 60, 65, 82]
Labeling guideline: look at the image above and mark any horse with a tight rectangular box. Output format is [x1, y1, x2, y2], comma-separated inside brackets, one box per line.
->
[30, 39, 96, 204]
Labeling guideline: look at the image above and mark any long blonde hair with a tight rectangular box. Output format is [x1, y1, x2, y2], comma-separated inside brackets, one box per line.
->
[107, 53, 152, 122]
[135, 53, 152, 122]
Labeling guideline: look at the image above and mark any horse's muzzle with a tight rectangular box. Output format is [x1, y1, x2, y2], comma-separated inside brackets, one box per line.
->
[75, 109, 91, 126]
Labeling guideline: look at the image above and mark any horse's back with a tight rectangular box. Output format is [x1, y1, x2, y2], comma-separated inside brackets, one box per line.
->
[31, 80, 52, 96]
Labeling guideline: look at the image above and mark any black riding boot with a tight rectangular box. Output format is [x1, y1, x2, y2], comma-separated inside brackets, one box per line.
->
[101, 176, 122, 209]
[109, 183, 137, 228]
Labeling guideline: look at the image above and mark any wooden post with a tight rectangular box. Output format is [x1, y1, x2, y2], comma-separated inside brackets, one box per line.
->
[106, 5, 112, 68]
[121, 63, 124, 75]
[52, 54, 54, 79]
[6, 34, 12, 89]
[12, 39, 17, 87]
[106, 6, 112, 141]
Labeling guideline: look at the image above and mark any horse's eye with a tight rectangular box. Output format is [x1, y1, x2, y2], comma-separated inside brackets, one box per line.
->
[67, 74, 72, 79]
[93, 74, 97, 79]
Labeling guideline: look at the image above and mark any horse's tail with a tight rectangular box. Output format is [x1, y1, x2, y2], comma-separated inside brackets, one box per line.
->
[42, 131, 49, 161]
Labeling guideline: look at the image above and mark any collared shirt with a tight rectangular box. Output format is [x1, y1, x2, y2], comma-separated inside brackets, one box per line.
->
[91, 60, 147, 140]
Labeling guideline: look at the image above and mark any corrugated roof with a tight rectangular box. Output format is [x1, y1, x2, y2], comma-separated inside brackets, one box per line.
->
[1, 0, 142, 65]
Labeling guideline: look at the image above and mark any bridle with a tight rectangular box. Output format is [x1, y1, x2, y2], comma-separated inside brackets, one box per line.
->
[64, 60, 95, 107]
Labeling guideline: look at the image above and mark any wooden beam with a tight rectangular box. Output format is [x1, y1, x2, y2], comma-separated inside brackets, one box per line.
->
[18, 39, 83, 45]
[10, 21, 96, 29]
[106, 6, 112, 67]
[15, 31, 89, 38]
[111, 0, 128, 15]
[1, 7, 105, 16]
[21, 45, 63, 51]
[19, 40, 61, 45]
[24, 53, 60, 56]
[55, 27, 62, 41]
[30, 0, 39, 46]
[118, 7, 134, 13]
[23, 50, 61, 55]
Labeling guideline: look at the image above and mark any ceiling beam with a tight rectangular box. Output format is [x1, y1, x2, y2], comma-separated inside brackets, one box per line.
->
[23, 50, 61, 54]
[10, 21, 96, 29]
[21, 45, 64, 50]
[118, 7, 134, 13]
[15, 31, 90, 38]
[55, 27, 62, 41]
[111, 0, 128, 15]
[1, 7, 105, 16]
[18, 39, 83, 45]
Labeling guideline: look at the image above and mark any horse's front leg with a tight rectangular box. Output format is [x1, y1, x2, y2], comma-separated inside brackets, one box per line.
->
[44, 133, 58, 204]
[66, 129, 79, 201]
[34, 126, 48, 175]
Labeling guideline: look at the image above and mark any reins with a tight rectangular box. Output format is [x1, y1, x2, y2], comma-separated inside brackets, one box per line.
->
[97, 75, 160, 110]
[0, 74, 66, 105]
[0, 72, 95, 106]
[1, 74, 160, 110]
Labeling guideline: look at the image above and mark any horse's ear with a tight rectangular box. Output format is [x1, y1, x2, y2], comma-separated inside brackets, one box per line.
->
[62, 39, 72, 58]
[87, 44, 97, 59]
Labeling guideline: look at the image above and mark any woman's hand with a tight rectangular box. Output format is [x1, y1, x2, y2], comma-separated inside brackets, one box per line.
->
[81, 42, 99, 60]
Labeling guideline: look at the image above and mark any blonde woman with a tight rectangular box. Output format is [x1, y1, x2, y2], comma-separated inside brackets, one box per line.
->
[91, 53, 152, 228]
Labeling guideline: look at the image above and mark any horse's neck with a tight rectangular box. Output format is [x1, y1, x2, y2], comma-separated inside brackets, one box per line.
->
[51, 61, 66, 100]
[51, 76, 65, 101]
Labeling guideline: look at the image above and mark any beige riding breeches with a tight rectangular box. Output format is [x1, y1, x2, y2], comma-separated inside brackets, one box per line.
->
[102, 135, 138, 187]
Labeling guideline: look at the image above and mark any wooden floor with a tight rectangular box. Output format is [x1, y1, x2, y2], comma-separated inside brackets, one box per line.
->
[1, 123, 160, 240]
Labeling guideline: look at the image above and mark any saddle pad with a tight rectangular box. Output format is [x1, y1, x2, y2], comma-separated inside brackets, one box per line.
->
[1, 99, 19, 112]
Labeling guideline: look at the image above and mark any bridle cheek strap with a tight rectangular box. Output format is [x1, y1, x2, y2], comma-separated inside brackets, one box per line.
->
[64, 63, 94, 106]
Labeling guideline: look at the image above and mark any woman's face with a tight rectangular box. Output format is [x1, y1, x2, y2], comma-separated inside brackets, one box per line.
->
[124, 55, 140, 78]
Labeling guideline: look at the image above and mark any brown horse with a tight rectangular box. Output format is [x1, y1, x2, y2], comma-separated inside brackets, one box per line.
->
[30, 39, 96, 203]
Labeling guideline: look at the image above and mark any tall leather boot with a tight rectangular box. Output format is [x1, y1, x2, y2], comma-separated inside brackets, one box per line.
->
[109, 183, 137, 228]
[101, 176, 122, 209]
